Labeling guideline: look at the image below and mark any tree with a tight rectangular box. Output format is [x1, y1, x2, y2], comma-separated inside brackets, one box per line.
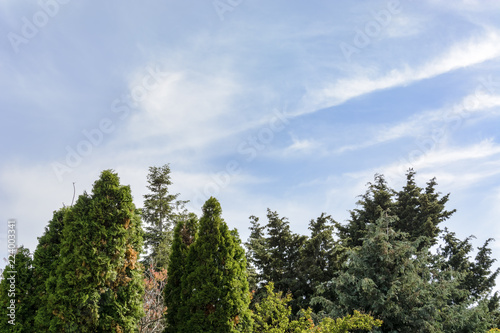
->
[142, 164, 187, 269]
[338, 170, 455, 250]
[252, 282, 314, 333]
[47, 170, 144, 332]
[179, 197, 253, 333]
[245, 209, 307, 313]
[252, 282, 382, 333]
[296, 213, 340, 314]
[139, 262, 168, 333]
[164, 213, 198, 333]
[32, 208, 69, 330]
[0, 247, 36, 332]
[337, 174, 394, 248]
[393, 169, 455, 248]
[319, 214, 455, 332]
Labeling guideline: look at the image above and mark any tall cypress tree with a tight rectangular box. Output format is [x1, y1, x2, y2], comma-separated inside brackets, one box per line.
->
[164, 213, 198, 333]
[180, 197, 252, 333]
[0, 247, 35, 332]
[47, 170, 144, 332]
[32, 207, 69, 331]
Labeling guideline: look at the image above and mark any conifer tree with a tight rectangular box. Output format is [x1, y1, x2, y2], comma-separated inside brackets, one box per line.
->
[297, 213, 340, 314]
[0, 247, 36, 332]
[164, 213, 198, 333]
[337, 174, 394, 248]
[320, 214, 455, 331]
[142, 164, 187, 269]
[47, 170, 144, 332]
[180, 197, 252, 333]
[32, 207, 69, 330]
[393, 169, 455, 248]
[245, 209, 306, 313]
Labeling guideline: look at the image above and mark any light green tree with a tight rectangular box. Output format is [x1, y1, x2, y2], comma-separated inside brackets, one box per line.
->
[47, 170, 144, 332]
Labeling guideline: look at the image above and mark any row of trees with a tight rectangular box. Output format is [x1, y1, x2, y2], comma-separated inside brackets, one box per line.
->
[0, 166, 499, 332]
[245, 170, 500, 331]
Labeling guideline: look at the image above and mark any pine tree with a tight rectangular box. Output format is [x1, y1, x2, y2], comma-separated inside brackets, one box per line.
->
[180, 197, 253, 333]
[164, 213, 198, 333]
[47, 170, 144, 332]
[0, 247, 36, 332]
[142, 164, 187, 270]
[32, 207, 69, 330]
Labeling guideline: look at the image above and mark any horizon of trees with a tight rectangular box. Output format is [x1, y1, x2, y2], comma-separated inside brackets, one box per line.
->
[0, 166, 499, 332]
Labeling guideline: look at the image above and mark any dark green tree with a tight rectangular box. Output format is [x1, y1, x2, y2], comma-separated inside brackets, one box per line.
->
[142, 164, 187, 270]
[180, 197, 252, 333]
[164, 213, 198, 333]
[436, 228, 500, 326]
[319, 214, 455, 332]
[296, 213, 340, 314]
[0, 247, 36, 332]
[338, 170, 455, 250]
[32, 207, 69, 331]
[337, 174, 394, 248]
[245, 209, 307, 314]
[393, 169, 455, 248]
[47, 170, 144, 332]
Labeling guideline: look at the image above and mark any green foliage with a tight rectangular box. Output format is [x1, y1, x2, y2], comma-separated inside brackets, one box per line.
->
[164, 213, 198, 333]
[245, 210, 307, 313]
[338, 170, 455, 249]
[252, 282, 314, 333]
[47, 170, 144, 332]
[296, 213, 340, 314]
[393, 169, 455, 248]
[320, 214, 455, 331]
[142, 164, 188, 269]
[0, 247, 36, 332]
[318, 310, 382, 333]
[32, 208, 69, 330]
[252, 282, 381, 333]
[168, 197, 253, 333]
[337, 173, 393, 248]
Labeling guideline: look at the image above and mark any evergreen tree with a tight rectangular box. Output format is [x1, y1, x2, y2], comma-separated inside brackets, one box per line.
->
[245, 209, 306, 313]
[164, 213, 198, 333]
[32, 207, 69, 330]
[319, 214, 455, 332]
[0, 247, 36, 332]
[180, 197, 252, 333]
[338, 170, 455, 249]
[393, 169, 455, 248]
[296, 213, 340, 314]
[337, 174, 394, 248]
[437, 229, 500, 306]
[142, 164, 187, 270]
[47, 170, 144, 332]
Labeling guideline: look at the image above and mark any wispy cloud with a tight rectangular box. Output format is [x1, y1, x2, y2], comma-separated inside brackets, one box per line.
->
[298, 29, 500, 115]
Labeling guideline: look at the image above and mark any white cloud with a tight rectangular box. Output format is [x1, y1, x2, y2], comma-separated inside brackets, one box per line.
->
[298, 30, 500, 114]
[334, 90, 500, 154]
[283, 134, 321, 155]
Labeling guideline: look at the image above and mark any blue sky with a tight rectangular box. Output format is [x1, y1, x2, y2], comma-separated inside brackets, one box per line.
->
[1, 0, 500, 274]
